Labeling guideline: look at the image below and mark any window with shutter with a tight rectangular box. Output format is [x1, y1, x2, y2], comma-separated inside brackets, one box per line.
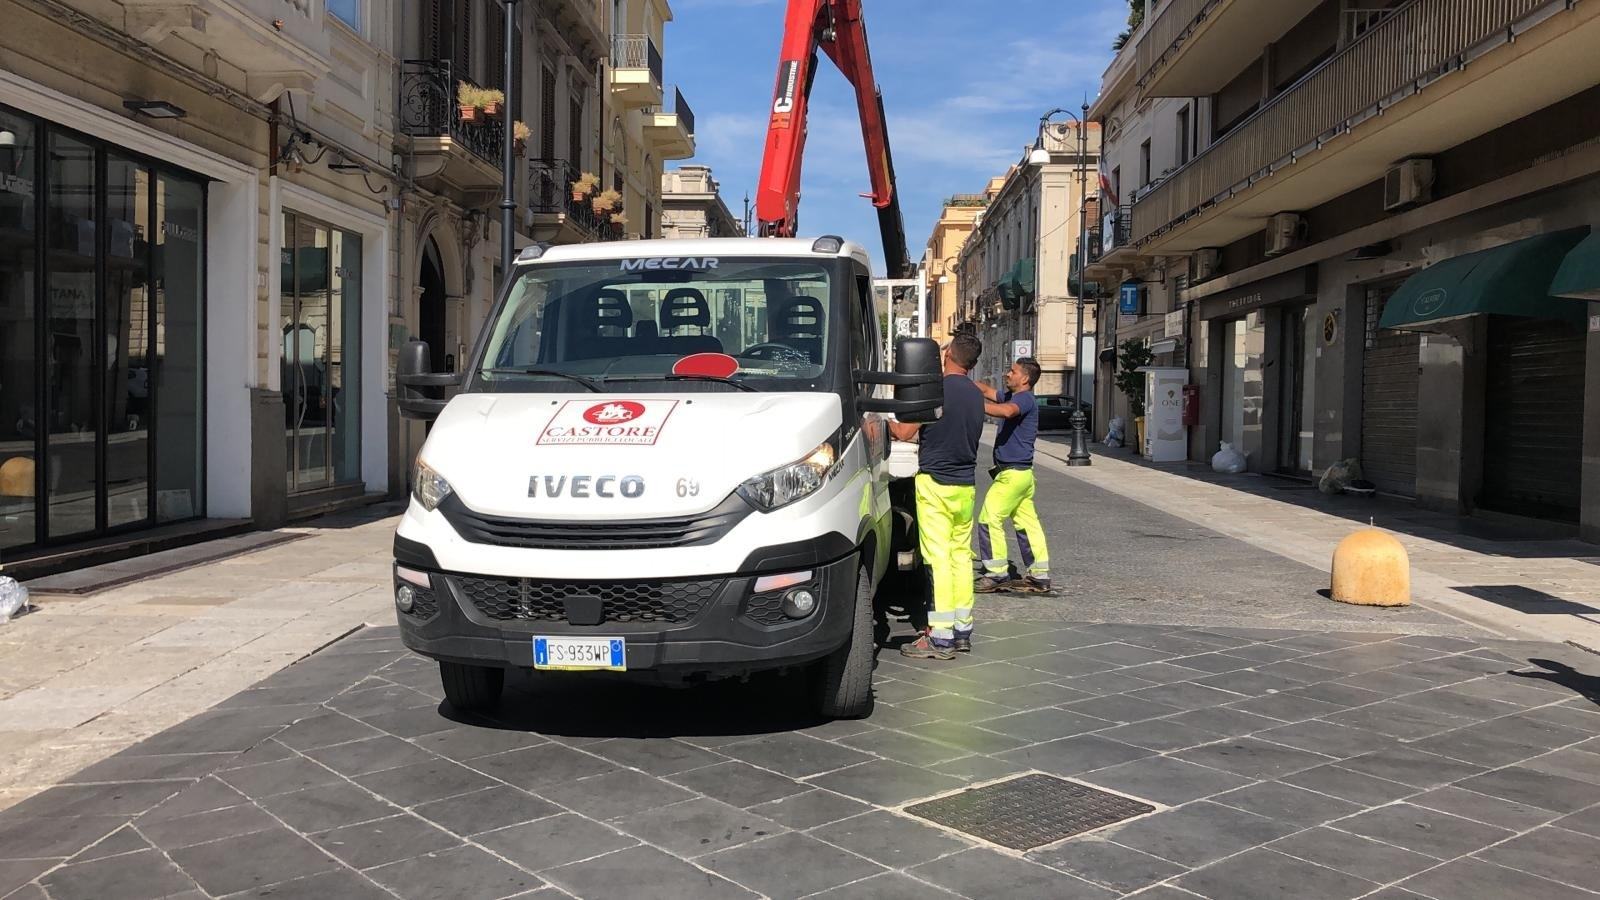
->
[569, 96, 584, 169]
[488, 1, 505, 91]
[453, 0, 472, 83]
[540, 64, 556, 162]
[425, 0, 443, 58]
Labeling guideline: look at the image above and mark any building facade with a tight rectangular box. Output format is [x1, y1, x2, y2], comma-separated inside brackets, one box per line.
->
[0, 0, 698, 565]
[660, 164, 743, 239]
[1087, 0, 1600, 536]
[922, 196, 984, 346]
[0, 0, 395, 559]
[954, 123, 1101, 397]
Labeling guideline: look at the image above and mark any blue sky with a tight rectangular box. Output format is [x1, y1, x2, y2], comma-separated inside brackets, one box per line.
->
[664, 0, 1126, 273]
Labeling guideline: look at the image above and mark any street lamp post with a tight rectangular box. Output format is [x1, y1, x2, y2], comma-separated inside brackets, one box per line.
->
[1029, 105, 1093, 466]
[498, 0, 520, 286]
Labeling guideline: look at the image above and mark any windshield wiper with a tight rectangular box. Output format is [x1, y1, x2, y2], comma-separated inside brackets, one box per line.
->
[481, 368, 602, 392]
[603, 374, 758, 393]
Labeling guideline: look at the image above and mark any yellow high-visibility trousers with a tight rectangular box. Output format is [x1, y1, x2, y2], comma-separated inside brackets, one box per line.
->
[977, 468, 1050, 578]
[916, 473, 976, 643]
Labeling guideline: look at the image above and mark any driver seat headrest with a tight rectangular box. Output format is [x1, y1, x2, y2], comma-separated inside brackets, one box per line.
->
[583, 289, 634, 333]
[662, 288, 711, 334]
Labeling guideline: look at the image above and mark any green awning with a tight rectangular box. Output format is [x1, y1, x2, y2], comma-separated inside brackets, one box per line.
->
[1551, 230, 1600, 300]
[1380, 229, 1589, 330]
[1013, 258, 1036, 298]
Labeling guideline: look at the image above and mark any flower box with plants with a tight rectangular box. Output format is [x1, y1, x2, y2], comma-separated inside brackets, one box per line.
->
[571, 172, 600, 202]
[456, 84, 505, 124]
[591, 189, 623, 216]
[512, 121, 530, 153]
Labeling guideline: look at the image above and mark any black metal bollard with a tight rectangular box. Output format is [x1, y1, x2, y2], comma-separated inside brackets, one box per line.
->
[1068, 409, 1093, 467]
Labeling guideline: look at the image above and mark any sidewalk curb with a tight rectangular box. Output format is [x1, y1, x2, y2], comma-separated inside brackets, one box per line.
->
[1033, 441, 1600, 650]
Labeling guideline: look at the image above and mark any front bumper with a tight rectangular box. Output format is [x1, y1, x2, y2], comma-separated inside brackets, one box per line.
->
[393, 551, 858, 678]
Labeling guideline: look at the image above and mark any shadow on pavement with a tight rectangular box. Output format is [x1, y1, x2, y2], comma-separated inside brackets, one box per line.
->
[1512, 658, 1600, 708]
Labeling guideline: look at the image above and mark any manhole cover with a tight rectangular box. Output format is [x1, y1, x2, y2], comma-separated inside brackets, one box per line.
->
[905, 774, 1154, 850]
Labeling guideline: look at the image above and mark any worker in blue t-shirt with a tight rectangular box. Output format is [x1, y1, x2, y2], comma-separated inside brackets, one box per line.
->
[975, 357, 1051, 594]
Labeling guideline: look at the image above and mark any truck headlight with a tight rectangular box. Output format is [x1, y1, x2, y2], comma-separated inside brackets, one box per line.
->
[738, 438, 839, 512]
[412, 460, 454, 511]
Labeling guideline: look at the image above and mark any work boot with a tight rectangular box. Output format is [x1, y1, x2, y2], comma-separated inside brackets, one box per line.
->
[974, 575, 1007, 594]
[953, 631, 973, 653]
[1006, 576, 1053, 595]
[900, 632, 956, 660]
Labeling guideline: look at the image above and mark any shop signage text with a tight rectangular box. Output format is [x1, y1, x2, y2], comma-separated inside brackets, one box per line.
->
[1199, 267, 1318, 321]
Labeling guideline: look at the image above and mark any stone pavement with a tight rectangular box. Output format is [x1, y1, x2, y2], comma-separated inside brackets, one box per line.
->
[1, 445, 1598, 898]
[0, 620, 1595, 900]
[1038, 437, 1600, 651]
[0, 505, 403, 811]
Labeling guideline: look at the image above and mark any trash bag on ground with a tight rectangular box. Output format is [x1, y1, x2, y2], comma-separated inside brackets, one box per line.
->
[1104, 416, 1126, 448]
[0, 576, 28, 624]
[1319, 458, 1362, 495]
[1211, 442, 1247, 474]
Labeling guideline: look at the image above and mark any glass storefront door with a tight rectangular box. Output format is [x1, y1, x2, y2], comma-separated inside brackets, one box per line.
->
[280, 212, 361, 493]
[0, 103, 206, 552]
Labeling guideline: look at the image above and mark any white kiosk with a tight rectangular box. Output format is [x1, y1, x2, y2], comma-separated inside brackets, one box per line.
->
[1139, 366, 1190, 462]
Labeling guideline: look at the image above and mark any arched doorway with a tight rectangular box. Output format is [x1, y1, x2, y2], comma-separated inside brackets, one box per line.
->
[420, 238, 448, 374]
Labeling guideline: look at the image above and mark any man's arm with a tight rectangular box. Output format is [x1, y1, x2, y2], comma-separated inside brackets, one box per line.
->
[985, 400, 1021, 419]
[888, 419, 921, 442]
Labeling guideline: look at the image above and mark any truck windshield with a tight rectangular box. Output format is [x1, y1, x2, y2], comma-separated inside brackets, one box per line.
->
[475, 258, 834, 392]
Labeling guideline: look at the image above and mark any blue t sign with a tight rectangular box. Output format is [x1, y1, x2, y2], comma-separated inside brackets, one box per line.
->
[1120, 283, 1142, 316]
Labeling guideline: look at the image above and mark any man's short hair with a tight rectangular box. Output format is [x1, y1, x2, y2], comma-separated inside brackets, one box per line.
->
[1016, 357, 1042, 389]
[949, 333, 982, 370]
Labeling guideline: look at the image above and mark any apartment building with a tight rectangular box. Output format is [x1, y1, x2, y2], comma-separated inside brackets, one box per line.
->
[1088, 0, 1600, 536]
[922, 196, 985, 345]
[0, 0, 397, 561]
[954, 123, 1101, 397]
[660, 164, 743, 239]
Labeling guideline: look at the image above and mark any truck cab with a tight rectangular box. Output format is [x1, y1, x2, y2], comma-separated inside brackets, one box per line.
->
[393, 236, 939, 719]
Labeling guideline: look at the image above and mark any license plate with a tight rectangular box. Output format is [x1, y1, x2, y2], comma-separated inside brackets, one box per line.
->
[533, 636, 626, 671]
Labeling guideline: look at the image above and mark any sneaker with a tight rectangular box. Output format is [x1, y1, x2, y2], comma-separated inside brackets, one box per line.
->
[1006, 576, 1053, 595]
[974, 575, 1007, 594]
[900, 633, 956, 660]
[953, 632, 973, 653]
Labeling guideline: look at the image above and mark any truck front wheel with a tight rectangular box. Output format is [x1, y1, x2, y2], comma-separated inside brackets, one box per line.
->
[439, 661, 504, 712]
[813, 566, 876, 719]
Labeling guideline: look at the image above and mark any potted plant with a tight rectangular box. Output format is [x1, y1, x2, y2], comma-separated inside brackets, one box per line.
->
[591, 188, 622, 216]
[479, 88, 505, 119]
[610, 211, 629, 226]
[1114, 337, 1154, 454]
[571, 172, 599, 202]
[457, 83, 483, 124]
[512, 120, 530, 153]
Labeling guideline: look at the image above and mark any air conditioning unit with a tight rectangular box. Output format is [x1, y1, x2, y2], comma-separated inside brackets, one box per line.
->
[1192, 248, 1221, 282]
[1265, 213, 1307, 257]
[1384, 158, 1435, 212]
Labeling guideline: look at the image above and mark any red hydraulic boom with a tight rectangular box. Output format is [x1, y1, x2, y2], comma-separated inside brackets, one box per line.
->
[756, 0, 912, 278]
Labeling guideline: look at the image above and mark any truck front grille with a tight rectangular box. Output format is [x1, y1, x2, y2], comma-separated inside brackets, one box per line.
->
[438, 494, 751, 551]
[452, 576, 723, 624]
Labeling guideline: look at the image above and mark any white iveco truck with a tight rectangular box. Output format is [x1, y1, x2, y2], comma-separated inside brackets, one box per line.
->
[392, 237, 940, 719]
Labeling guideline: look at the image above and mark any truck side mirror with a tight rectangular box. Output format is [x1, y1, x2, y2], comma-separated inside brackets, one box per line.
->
[855, 337, 943, 424]
[397, 339, 456, 420]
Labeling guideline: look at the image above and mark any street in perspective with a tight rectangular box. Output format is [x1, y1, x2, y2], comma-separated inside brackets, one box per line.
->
[2, 0, 1600, 898]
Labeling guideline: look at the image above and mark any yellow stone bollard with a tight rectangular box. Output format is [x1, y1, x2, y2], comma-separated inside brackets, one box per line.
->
[1330, 528, 1411, 607]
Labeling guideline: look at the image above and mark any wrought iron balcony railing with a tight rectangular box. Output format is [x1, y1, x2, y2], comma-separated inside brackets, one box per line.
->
[400, 60, 503, 168]
[527, 160, 626, 242]
[672, 86, 695, 138]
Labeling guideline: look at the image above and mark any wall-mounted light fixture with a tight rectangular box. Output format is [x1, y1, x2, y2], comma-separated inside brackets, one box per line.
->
[122, 99, 187, 119]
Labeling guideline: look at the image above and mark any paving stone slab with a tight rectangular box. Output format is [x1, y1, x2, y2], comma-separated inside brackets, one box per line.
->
[167, 827, 340, 897]
[365, 844, 544, 900]
[1171, 847, 1377, 900]
[1333, 803, 1514, 859]
[474, 812, 637, 871]
[1454, 766, 1600, 813]
[669, 761, 810, 808]
[1398, 856, 1596, 900]
[1266, 826, 1440, 883]
[1026, 836, 1185, 893]
[1210, 781, 1364, 828]
[909, 847, 1117, 900]
[1476, 824, 1600, 892]
[40, 847, 201, 900]
[410, 785, 561, 837]
[1100, 802, 1298, 868]
[544, 844, 753, 900]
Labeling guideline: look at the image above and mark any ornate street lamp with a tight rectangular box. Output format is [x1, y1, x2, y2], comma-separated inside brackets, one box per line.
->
[1030, 105, 1093, 466]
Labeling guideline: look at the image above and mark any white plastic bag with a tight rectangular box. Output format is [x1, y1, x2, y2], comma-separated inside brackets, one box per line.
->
[0, 576, 27, 624]
[1318, 458, 1362, 495]
[1210, 442, 1247, 474]
[1104, 416, 1126, 448]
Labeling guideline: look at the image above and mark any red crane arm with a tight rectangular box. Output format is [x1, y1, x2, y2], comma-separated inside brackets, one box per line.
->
[755, 0, 910, 277]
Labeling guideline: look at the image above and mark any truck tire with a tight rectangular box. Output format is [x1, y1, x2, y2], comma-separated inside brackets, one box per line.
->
[439, 661, 504, 712]
[814, 566, 875, 719]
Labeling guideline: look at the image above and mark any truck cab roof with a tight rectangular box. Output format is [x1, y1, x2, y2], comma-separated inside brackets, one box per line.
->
[515, 237, 873, 271]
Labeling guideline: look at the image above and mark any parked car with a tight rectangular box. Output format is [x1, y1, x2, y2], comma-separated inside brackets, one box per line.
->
[1037, 395, 1091, 432]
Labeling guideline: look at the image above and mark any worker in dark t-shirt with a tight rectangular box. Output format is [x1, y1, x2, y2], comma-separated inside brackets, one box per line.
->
[889, 332, 985, 660]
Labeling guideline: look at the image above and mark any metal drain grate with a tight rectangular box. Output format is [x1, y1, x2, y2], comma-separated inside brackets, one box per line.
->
[905, 774, 1154, 850]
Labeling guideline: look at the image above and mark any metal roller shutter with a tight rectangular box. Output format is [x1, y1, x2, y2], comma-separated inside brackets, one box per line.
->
[1481, 317, 1585, 521]
[1361, 282, 1420, 497]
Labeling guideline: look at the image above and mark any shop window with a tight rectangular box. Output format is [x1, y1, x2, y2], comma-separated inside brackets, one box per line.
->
[281, 212, 362, 493]
[0, 111, 37, 550]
